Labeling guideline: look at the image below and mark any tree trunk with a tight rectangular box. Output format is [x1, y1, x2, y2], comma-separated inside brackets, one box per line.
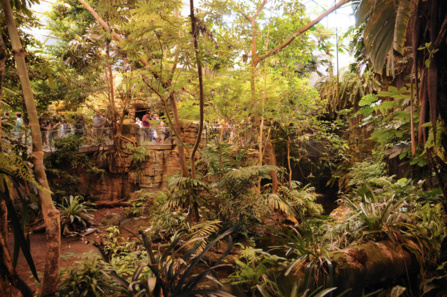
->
[0, 200, 11, 297]
[0, 1, 61, 296]
[0, 34, 6, 143]
[188, 0, 205, 222]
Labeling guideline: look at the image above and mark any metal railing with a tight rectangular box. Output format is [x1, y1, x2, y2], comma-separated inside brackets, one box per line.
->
[205, 125, 257, 146]
[7, 124, 259, 152]
[137, 127, 172, 145]
[40, 127, 114, 150]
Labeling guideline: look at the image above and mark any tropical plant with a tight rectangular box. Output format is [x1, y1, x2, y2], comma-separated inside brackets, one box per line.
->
[355, 0, 413, 75]
[58, 195, 95, 236]
[58, 257, 121, 297]
[268, 181, 323, 220]
[0, 178, 38, 296]
[260, 202, 335, 293]
[167, 174, 210, 223]
[319, 68, 380, 117]
[44, 135, 104, 200]
[100, 226, 148, 281]
[229, 244, 286, 297]
[96, 227, 238, 297]
[356, 0, 447, 202]
[126, 142, 152, 183]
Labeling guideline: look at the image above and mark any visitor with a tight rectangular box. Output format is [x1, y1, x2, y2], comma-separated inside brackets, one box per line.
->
[1, 112, 10, 128]
[60, 119, 71, 138]
[74, 114, 85, 137]
[142, 111, 152, 127]
[15, 112, 23, 131]
[49, 116, 61, 147]
[221, 119, 229, 142]
[141, 111, 153, 142]
[135, 117, 143, 128]
[14, 112, 24, 143]
[40, 117, 51, 147]
[159, 120, 170, 143]
[93, 112, 106, 137]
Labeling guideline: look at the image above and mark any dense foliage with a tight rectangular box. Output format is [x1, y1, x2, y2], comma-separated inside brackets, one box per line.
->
[1, 0, 447, 296]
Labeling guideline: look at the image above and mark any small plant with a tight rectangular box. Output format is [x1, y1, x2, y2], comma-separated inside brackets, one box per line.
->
[229, 244, 286, 296]
[126, 142, 151, 183]
[58, 195, 95, 236]
[101, 226, 147, 280]
[267, 181, 323, 220]
[145, 192, 188, 240]
[58, 257, 121, 297]
[96, 226, 238, 297]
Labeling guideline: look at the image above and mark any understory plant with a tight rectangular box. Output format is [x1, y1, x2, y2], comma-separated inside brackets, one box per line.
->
[328, 159, 446, 266]
[229, 244, 286, 296]
[44, 135, 104, 200]
[58, 195, 95, 236]
[167, 142, 278, 233]
[268, 181, 323, 220]
[58, 257, 121, 297]
[126, 142, 151, 183]
[96, 226, 238, 297]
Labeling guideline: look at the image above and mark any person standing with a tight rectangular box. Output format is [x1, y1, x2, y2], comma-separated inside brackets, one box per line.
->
[142, 111, 153, 141]
[74, 114, 85, 137]
[93, 112, 106, 137]
[14, 112, 23, 131]
[14, 112, 24, 142]
[1, 111, 10, 128]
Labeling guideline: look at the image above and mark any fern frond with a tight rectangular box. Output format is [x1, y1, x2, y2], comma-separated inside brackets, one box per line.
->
[188, 220, 222, 253]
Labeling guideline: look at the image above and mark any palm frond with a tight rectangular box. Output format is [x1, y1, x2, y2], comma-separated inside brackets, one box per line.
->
[356, 0, 414, 74]
[188, 220, 222, 253]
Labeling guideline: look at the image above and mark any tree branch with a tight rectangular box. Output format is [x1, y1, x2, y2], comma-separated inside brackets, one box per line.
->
[254, 0, 351, 65]
[254, 0, 268, 19]
[231, 0, 251, 22]
[77, 0, 162, 83]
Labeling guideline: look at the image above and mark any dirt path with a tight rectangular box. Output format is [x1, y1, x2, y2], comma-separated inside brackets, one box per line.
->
[8, 207, 129, 296]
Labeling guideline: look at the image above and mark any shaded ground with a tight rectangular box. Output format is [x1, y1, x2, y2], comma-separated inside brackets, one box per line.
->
[8, 194, 339, 296]
[8, 207, 130, 296]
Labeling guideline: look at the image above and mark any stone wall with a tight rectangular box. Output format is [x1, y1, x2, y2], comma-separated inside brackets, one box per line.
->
[77, 122, 204, 202]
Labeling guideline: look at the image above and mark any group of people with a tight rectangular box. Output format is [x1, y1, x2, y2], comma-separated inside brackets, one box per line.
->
[135, 111, 170, 144]
[2, 111, 24, 131]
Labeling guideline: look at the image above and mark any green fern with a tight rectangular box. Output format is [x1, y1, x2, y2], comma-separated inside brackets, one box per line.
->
[187, 220, 222, 253]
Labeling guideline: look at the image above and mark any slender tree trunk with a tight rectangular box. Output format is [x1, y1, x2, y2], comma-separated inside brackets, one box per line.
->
[189, 0, 205, 222]
[0, 34, 10, 297]
[0, 200, 11, 297]
[0, 1, 61, 296]
[189, 0, 204, 181]
[287, 136, 293, 183]
[0, 34, 6, 143]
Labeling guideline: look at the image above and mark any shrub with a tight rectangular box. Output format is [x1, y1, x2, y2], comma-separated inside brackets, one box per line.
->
[58, 258, 121, 297]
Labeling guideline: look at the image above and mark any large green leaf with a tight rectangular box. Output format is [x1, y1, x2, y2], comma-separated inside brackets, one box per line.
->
[0, 179, 40, 282]
[393, 0, 414, 54]
[357, 0, 414, 74]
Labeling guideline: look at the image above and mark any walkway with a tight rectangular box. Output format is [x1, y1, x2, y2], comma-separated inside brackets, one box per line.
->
[9, 127, 174, 154]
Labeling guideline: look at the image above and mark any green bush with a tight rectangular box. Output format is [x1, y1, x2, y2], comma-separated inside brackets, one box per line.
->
[58, 258, 121, 297]
[58, 195, 95, 235]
